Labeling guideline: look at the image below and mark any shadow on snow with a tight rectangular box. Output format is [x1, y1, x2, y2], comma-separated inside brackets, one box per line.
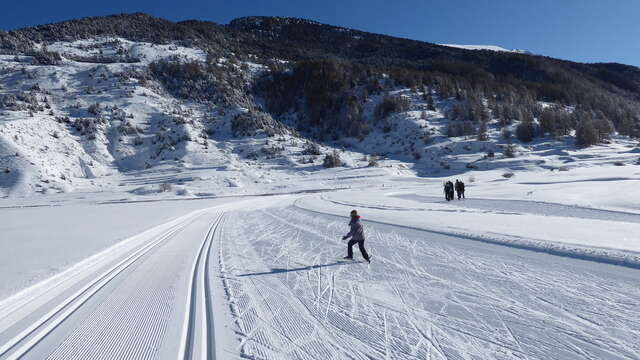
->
[237, 260, 364, 277]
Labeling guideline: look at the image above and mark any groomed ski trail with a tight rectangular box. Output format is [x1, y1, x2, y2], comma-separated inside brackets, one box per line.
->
[0, 209, 229, 360]
[221, 204, 640, 360]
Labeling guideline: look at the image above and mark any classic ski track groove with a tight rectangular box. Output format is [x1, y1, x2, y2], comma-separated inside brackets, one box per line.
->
[178, 212, 224, 360]
[0, 213, 200, 360]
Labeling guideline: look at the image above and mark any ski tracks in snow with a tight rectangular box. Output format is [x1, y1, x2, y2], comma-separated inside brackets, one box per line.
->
[1, 197, 639, 359]
[220, 206, 640, 360]
[0, 209, 229, 360]
[179, 213, 224, 360]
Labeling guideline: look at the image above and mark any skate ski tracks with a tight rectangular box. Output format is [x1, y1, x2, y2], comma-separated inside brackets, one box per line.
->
[221, 205, 639, 360]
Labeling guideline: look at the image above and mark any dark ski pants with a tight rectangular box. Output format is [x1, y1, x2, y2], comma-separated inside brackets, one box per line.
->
[347, 239, 369, 260]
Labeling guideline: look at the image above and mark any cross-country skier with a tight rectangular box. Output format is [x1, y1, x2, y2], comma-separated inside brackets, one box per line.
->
[342, 210, 371, 263]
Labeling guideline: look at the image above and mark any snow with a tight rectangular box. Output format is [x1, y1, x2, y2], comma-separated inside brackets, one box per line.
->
[439, 43, 532, 54]
[222, 205, 639, 359]
[0, 197, 237, 299]
[1, 164, 639, 359]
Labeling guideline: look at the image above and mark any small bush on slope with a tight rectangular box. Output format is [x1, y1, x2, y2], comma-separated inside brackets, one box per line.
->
[322, 150, 343, 168]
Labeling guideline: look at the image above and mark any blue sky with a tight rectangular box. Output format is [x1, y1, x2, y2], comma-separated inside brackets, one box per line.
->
[2, 0, 639, 67]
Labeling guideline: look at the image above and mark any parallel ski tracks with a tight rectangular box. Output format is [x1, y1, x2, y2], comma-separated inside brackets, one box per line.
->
[178, 212, 224, 360]
[0, 213, 200, 360]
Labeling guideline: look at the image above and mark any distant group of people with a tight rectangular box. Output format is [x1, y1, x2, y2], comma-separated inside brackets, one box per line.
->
[444, 179, 465, 201]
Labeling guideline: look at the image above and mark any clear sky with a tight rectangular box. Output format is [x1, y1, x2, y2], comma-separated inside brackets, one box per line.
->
[1, 0, 639, 67]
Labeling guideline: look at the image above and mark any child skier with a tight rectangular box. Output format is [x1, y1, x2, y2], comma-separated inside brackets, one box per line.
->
[342, 210, 371, 263]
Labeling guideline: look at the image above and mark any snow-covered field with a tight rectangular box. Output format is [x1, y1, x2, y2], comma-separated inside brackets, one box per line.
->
[1, 162, 639, 360]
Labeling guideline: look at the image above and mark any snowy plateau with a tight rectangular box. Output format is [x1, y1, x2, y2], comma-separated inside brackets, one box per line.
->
[439, 44, 533, 55]
[0, 19, 639, 360]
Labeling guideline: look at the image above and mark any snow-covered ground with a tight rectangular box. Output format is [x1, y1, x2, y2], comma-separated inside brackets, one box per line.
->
[1, 162, 639, 359]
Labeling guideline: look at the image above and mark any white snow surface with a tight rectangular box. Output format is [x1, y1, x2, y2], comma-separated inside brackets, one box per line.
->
[1, 165, 639, 359]
[439, 43, 532, 54]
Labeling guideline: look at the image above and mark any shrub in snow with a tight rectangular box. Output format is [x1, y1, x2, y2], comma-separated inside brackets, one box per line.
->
[0, 94, 17, 109]
[87, 103, 102, 115]
[73, 117, 106, 139]
[322, 150, 343, 168]
[575, 119, 612, 148]
[302, 141, 321, 155]
[574, 120, 598, 148]
[29, 49, 62, 65]
[159, 183, 173, 192]
[261, 144, 284, 158]
[504, 143, 516, 158]
[118, 121, 139, 136]
[516, 121, 536, 142]
[231, 111, 287, 137]
[413, 151, 422, 160]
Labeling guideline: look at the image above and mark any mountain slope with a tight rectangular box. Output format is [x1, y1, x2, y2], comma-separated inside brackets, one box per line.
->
[0, 13, 639, 198]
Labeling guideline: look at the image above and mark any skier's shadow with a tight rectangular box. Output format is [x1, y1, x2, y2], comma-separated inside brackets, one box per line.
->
[238, 260, 364, 277]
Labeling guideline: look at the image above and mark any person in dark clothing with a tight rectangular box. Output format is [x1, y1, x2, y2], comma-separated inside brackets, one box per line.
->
[444, 182, 449, 201]
[444, 181, 454, 201]
[342, 210, 370, 263]
[450, 182, 455, 200]
[455, 179, 465, 200]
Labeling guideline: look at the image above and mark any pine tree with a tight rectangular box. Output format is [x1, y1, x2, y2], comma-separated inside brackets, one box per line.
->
[575, 120, 599, 147]
[426, 92, 436, 111]
[477, 120, 488, 141]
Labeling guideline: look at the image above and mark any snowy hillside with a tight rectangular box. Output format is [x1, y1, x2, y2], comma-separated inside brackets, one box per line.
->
[0, 36, 638, 199]
[0, 38, 346, 198]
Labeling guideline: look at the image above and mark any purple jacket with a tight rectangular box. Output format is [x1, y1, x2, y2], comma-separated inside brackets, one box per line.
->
[345, 216, 365, 241]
